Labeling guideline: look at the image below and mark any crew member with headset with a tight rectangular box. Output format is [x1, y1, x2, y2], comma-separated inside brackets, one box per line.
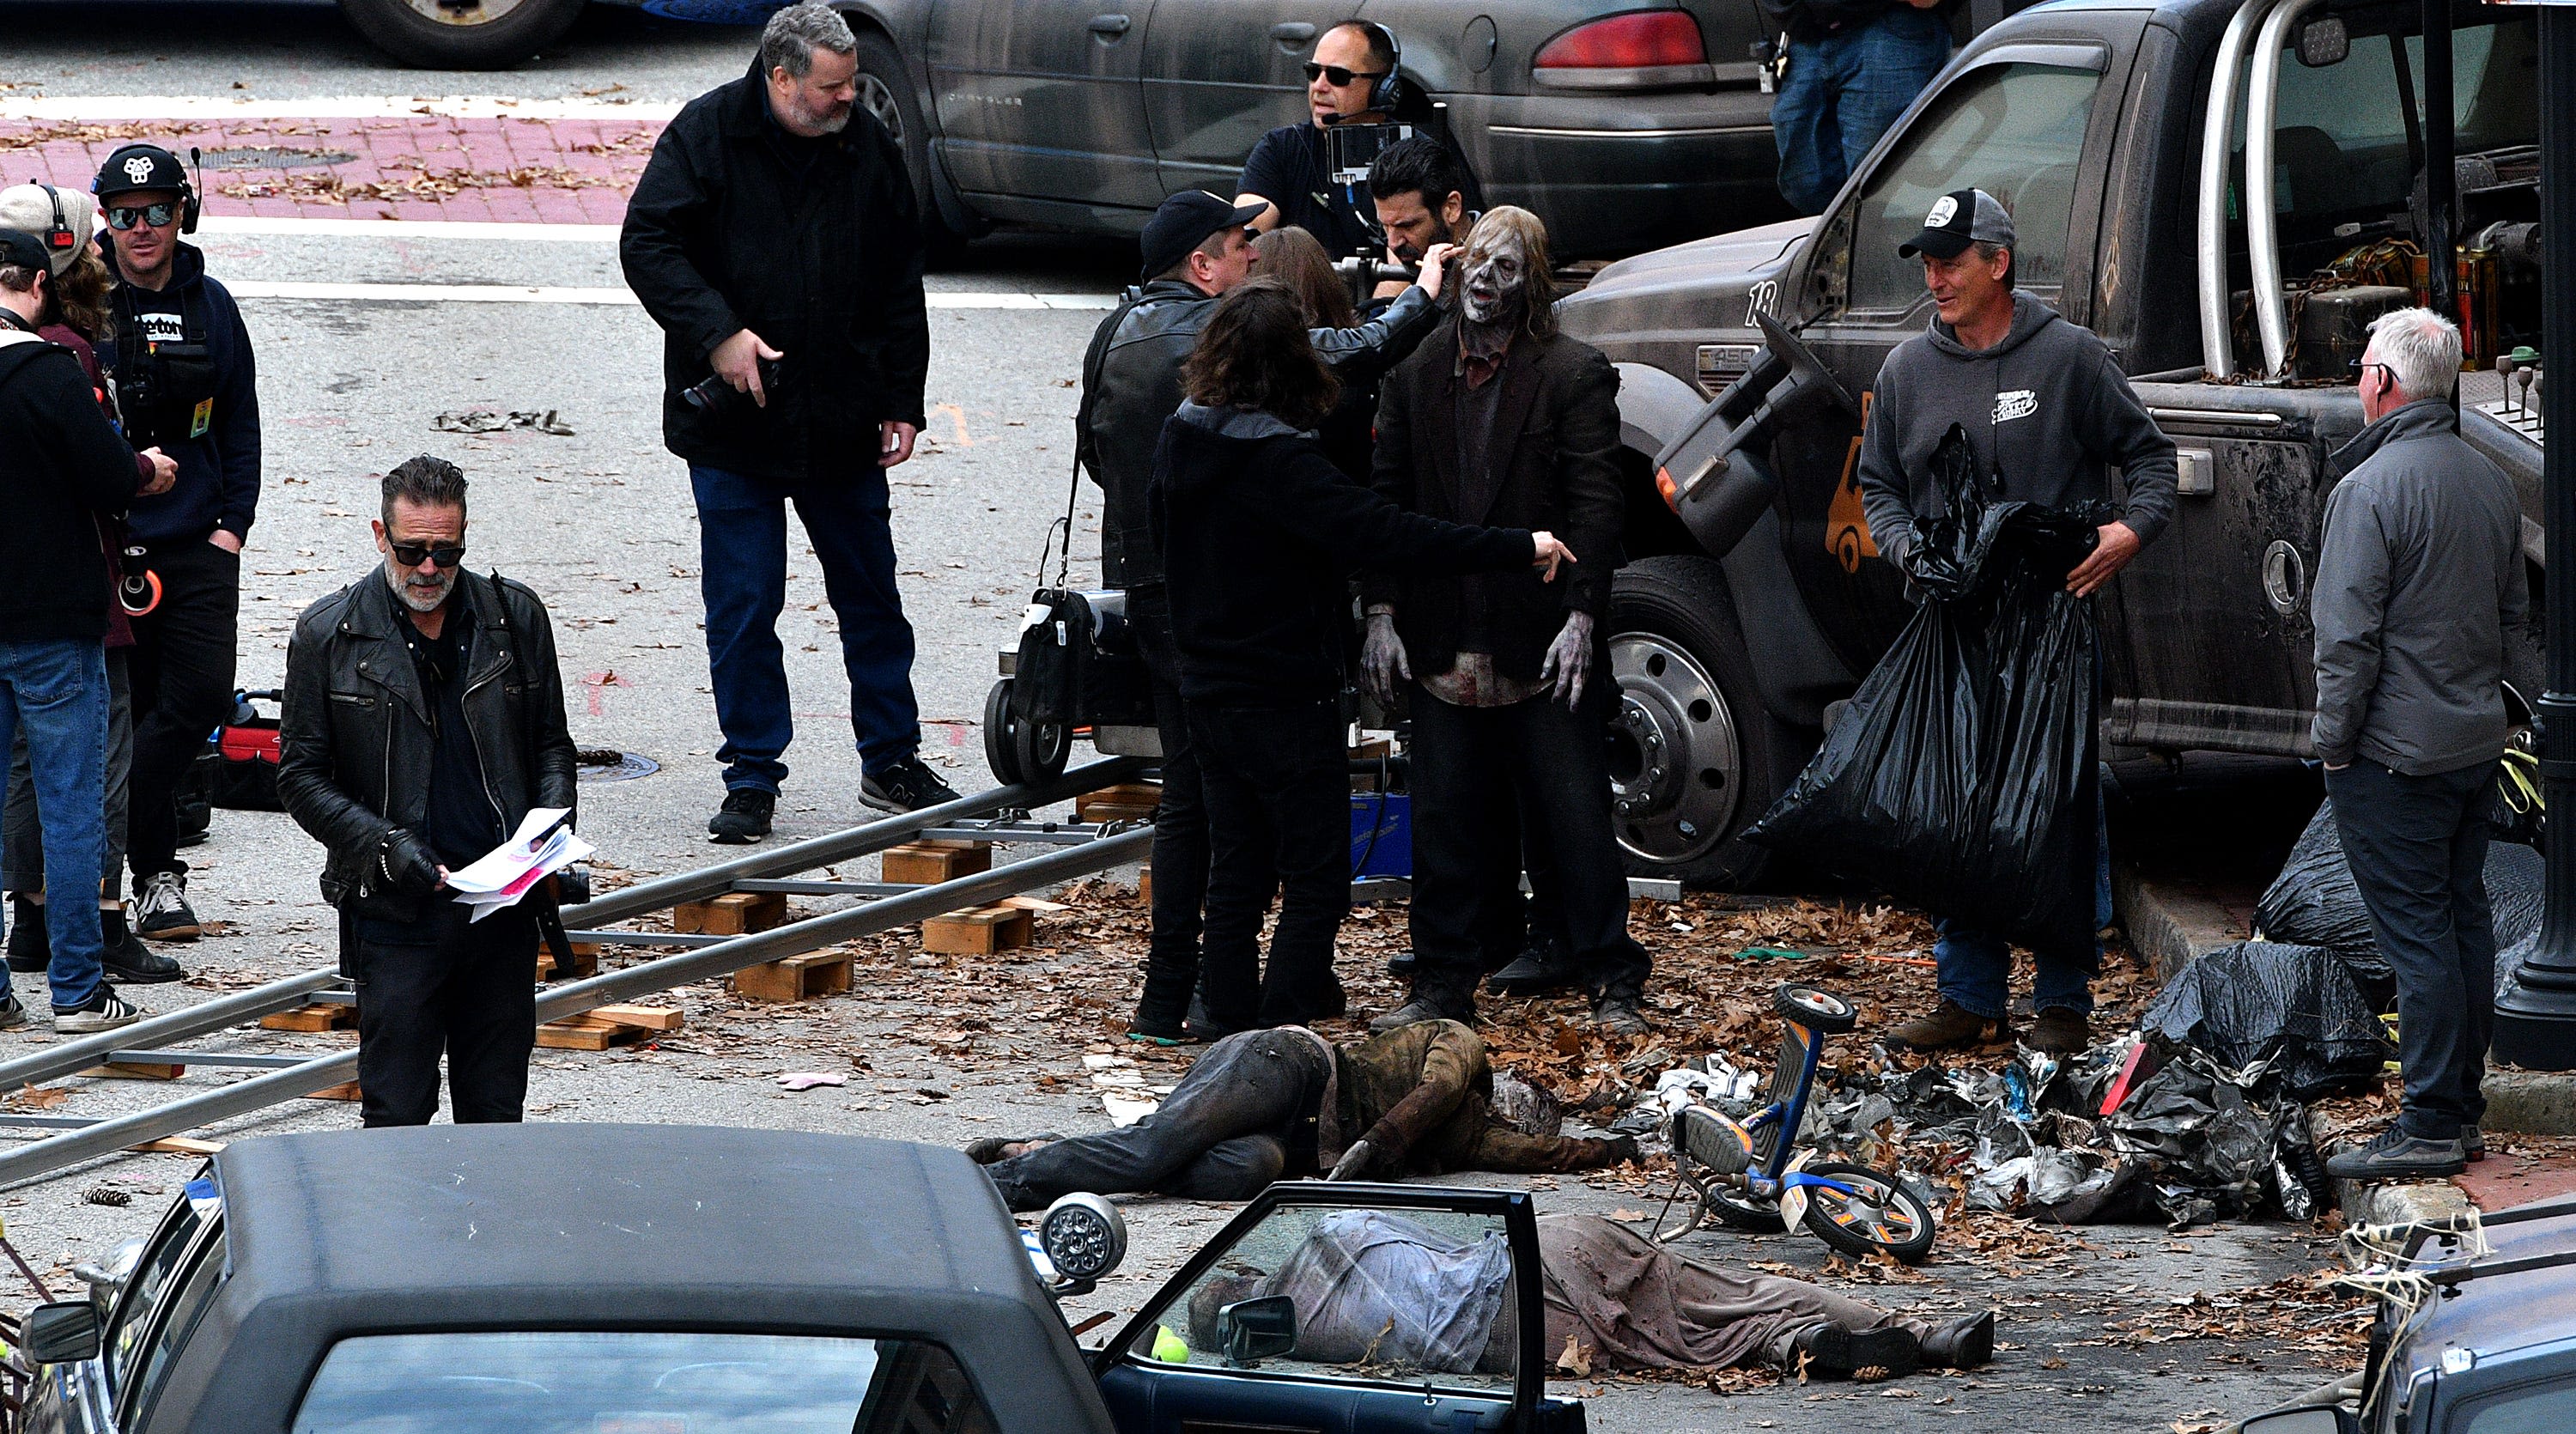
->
[92, 144, 261, 949]
[1236, 21, 1478, 258]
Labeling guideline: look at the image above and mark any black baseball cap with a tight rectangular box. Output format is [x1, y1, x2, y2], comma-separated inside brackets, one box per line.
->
[0, 228, 51, 272]
[95, 144, 189, 202]
[1139, 191, 1265, 283]
[1898, 187, 2016, 260]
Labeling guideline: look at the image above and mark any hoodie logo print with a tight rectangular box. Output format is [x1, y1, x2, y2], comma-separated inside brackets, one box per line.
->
[1993, 389, 2037, 424]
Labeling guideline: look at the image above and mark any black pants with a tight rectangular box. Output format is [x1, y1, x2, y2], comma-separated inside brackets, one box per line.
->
[1128, 591, 1209, 1026]
[125, 539, 240, 884]
[349, 903, 539, 1127]
[2327, 758, 2499, 1141]
[984, 1029, 1329, 1212]
[1188, 699, 1350, 1027]
[1408, 687, 1651, 1012]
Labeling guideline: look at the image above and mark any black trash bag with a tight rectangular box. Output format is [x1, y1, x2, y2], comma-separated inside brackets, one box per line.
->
[2141, 940, 2396, 1099]
[2257, 799, 2546, 988]
[1747, 425, 2103, 959]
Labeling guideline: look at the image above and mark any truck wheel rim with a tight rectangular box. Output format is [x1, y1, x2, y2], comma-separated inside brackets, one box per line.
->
[858, 73, 904, 148]
[400, 0, 532, 26]
[1607, 634, 1740, 868]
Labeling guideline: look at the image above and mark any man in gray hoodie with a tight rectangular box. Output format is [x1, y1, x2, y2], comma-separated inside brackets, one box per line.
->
[1854, 187, 2178, 1054]
[2313, 308, 2530, 1183]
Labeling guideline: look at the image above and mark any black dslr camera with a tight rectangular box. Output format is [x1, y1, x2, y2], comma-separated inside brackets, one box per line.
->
[682, 357, 783, 416]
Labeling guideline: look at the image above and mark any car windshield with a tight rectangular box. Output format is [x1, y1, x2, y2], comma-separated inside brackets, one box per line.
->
[290, 1331, 995, 1434]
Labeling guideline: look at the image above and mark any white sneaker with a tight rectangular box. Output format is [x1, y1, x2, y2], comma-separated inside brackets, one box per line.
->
[55, 988, 143, 1035]
[134, 872, 201, 941]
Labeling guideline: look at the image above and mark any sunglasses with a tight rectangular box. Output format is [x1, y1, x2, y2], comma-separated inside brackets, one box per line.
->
[1303, 62, 1388, 87]
[387, 541, 467, 569]
[2348, 360, 2397, 387]
[105, 203, 180, 231]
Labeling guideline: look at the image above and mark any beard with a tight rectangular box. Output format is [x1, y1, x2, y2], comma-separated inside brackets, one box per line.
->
[383, 557, 455, 614]
[782, 88, 852, 136]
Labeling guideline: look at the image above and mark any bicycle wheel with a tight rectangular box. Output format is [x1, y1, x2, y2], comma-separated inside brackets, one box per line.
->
[1796, 1162, 1937, 1262]
[1707, 1184, 1786, 1232]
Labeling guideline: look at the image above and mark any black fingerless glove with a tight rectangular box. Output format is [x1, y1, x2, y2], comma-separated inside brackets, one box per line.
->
[376, 828, 441, 899]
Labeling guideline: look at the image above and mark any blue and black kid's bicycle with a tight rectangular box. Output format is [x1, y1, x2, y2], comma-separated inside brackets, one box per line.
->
[1651, 982, 1940, 1263]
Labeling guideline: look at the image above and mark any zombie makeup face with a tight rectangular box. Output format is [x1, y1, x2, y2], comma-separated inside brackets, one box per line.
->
[1459, 229, 1528, 328]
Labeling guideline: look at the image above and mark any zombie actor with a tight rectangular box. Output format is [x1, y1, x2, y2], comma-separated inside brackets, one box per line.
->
[1358, 207, 1652, 1036]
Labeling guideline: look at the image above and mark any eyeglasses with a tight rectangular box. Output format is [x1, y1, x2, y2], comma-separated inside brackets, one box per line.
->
[105, 203, 179, 231]
[2348, 360, 2398, 389]
[1303, 63, 1388, 87]
[387, 541, 466, 569]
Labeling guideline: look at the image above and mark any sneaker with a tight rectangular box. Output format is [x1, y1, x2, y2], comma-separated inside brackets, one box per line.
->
[708, 788, 775, 844]
[1127, 1002, 1188, 1044]
[2027, 1007, 2092, 1054]
[2324, 1125, 2468, 1183]
[1487, 951, 1584, 997]
[1885, 1000, 2006, 1053]
[1593, 995, 1649, 1036]
[2465, 1124, 2485, 1163]
[1671, 1105, 1754, 1176]
[860, 758, 960, 815]
[53, 987, 143, 1035]
[0, 993, 27, 1031]
[5, 897, 48, 974]
[133, 872, 201, 942]
[1369, 996, 1471, 1034]
[1791, 1322, 1922, 1381]
[100, 907, 183, 985]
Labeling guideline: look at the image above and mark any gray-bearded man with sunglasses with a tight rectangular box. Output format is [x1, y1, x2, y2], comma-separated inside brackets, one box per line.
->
[276, 456, 578, 1128]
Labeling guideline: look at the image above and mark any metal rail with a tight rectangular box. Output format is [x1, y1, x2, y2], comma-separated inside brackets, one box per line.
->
[0, 759, 1150, 1188]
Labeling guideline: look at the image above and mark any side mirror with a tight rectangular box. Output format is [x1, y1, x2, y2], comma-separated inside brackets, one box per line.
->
[22, 1300, 101, 1365]
[2239, 1407, 2360, 1434]
[75, 1234, 149, 1316]
[2294, 15, 2349, 68]
[1216, 1294, 1298, 1368]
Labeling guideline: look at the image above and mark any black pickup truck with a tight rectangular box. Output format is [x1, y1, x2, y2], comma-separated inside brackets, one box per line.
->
[1563, 0, 2548, 886]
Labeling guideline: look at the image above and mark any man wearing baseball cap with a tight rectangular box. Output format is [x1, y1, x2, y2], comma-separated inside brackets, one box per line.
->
[1853, 186, 2178, 1055]
[93, 143, 263, 949]
[1075, 188, 1453, 1044]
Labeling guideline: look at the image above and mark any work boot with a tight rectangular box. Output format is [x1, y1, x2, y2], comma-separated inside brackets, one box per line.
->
[2027, 1007, 2092, 1054]
[132, 871, 201, 941]
[1790, 1323, 1922, 1381]
[964, 1133, 1063, 1165]
[5, 896, 47, 974]
[2325, 1126, 2467, 1182]
[1487, 950, 1584, 997]
[1182, 994, 1248, 1044]
[1592, 995, 1649, 1036]
[1884, 1000, 2004, 1052]
[0, 991, 27, 1031]
[708, 788, 775, 844]
[53, 986, 142, 1036]
[860, 757, 961, 815]
[2465, 1124, 2485, 1163]
[100, 906, 183, 985]
[1918, 1311, 1996, 1370]
[1370, 995, 1469, 1034]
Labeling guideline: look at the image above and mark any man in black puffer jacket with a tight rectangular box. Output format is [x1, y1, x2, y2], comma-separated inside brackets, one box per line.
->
[1149, 281, 1568, 1030]
[277, 457, 577, 1127]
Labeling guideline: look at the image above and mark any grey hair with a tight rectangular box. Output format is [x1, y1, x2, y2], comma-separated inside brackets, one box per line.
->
[761, 2, 856, 80]
[382, 454, 468, 525]
[1972, 240, 2014, 291]
[2366, 307, 2463, 404]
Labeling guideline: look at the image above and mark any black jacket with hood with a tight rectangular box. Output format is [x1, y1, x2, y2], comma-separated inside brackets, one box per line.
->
[276, 568, 578, 924]
[621, 58, 930, 483]
[0, 325, 144, 641]
[1148, 402, 1534, 708]
[97, 240, 261, 547]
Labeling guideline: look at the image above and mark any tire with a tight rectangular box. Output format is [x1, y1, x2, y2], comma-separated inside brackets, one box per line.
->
[1605, 555, 1806, 888]
[1773, 982, 1856, 1035]
[984, 679, 1026, 787]
[1707, 1184, 1783, 1233]
[337, 0, 586, 69]
[1015, 705, 1071, 786]
[849, 28, 971, 260]
[1797, 1162, 1938, 1263]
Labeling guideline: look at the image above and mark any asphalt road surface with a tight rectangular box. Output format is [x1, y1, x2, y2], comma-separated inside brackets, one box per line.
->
[0, 8, 2341, 1431]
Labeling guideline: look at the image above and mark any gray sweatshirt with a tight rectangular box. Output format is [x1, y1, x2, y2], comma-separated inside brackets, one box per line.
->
[1856, 292, 2178, 566]
[2310, 399, 2530, 775]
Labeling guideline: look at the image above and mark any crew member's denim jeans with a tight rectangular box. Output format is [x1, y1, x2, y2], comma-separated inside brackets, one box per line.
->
[0, 640, 111, 1010]
[1932, 793, 2113, 1019]
[689, 465, 922, 793]
[1771, 4, 1953, 215]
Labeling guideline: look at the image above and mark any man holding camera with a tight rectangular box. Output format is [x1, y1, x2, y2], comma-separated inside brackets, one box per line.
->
[623, 2, 948, 843]
[0, 227, 177, 1033]
[94, 143, 262, 947]
[276, 457, 577, 1127]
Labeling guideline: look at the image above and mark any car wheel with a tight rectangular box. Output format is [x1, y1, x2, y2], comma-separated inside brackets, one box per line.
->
[1605, 556, 1805, 889]
[335, 0, 586, 69]
[849, 29, 970, 259]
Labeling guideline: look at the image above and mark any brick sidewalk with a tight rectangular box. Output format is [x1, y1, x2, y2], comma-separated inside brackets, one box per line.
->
[0, 113, 661, 224]
[2456, 1150, 2576, 1209]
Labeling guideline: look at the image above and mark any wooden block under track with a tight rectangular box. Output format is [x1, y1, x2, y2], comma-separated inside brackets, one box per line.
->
[881, 840, 993, 885]
[589, 1003, 684, 1033]
[920, 904, 1035, 957]
[536, 1015, 641, 1051]
[1075, 783, 1162, 823]
[304, 1080, 362, 1102]
[129, 1137, 225, 1158]
[84, 1061, 184, 1080]
[535, 940, 602, 982]
[260, 1003, 356, 1033]
[732, 951, 854, 1004]
[673, 890, 788, 936]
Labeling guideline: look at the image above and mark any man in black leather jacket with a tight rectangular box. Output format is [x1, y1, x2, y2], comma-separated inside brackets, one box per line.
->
[1074, 190, 1450, 1045]
[276, 456, 577, 1127]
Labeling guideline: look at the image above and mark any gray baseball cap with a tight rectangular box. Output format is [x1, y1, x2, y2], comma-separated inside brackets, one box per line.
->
[1899, 188, 2015, 260]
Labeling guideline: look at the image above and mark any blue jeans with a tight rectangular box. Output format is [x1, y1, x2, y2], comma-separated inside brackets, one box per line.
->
[689, 465, 921, 792]
[1933, 789, 2112, 1019]
[0, 641, 110, 1010]
[1771, 5, 1953, 215]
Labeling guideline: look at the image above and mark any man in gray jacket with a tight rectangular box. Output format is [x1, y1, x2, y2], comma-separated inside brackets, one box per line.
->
[1853, 188, 2178, 1054]
[2312, 309, 2530, 1182]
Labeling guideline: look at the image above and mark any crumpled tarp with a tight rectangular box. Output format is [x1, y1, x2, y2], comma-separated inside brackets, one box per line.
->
[2256, 799, 2545, 987]
[2142, 940, 2396, 1098]
[1259, 1210, 1511, 1374]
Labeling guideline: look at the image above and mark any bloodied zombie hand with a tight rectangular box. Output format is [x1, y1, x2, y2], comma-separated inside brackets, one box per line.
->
[1540, 610, 1595, 708]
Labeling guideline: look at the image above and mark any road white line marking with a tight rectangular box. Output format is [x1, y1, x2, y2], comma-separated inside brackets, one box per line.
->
[225, 280, 1119, 309]
[0, 96, 680, 122]
[200, 216, 623, 242]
